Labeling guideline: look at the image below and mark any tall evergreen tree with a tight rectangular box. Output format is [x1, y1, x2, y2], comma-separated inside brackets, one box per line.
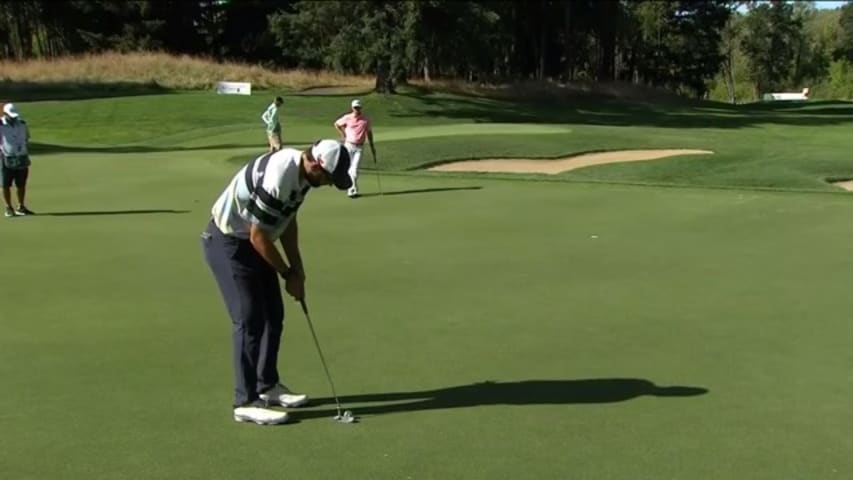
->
[740, 1, 803, 97]
[838, 1, 853, 61]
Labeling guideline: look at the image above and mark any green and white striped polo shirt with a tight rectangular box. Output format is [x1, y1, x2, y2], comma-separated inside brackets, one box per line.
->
[211, 148, 311, 239]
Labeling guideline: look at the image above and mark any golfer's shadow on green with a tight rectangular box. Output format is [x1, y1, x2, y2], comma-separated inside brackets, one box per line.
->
[39, 209, 190, 217]
[299, 379, 708, 420]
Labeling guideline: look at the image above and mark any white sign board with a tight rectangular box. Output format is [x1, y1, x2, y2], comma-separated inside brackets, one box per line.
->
[764, 87, 809, 101]
[216, 81, 252, 95]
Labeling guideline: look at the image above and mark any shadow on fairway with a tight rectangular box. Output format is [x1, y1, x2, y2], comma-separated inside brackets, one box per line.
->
[299, 378, 708, 420]
[358, 186, 483, 198]
[392, 90, 853, 129]
[293, 85, 375, 97]
[40, 209, 190, 217]
[0, 79, 171, 101]
[30, 142, 254, 155]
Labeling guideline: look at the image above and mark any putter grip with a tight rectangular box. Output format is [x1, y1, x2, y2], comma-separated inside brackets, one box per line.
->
[299, 299, 308, 316]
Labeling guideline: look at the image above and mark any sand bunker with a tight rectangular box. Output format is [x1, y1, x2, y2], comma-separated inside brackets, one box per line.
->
[831, 180, 853, 191]
[428, 149, 714, 174]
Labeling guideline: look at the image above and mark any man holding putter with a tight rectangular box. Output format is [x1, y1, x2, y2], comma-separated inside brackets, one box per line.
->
[202, 139, 352, 425]
[334, 99, 377, 198]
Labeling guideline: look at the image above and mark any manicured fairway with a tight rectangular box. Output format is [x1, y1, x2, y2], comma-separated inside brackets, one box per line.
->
[1, 91, 853, 479]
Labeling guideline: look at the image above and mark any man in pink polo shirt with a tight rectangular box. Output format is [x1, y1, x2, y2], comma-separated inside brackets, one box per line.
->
[334, 99, 376, 198]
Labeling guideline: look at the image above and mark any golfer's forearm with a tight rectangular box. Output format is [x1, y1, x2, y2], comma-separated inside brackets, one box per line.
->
[280, 220, 303, 273]
[249, 227, 289, 274]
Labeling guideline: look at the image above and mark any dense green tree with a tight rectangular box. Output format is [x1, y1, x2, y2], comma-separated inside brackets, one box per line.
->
[2, 0, 852, 99]
[73, 1, 165, 53]
[720, 12, 743, 103]
[0, 0, 80, 59]
[625, 0, 730, 98]
[269, 1, 420, 92]
[790, 2, 832, 88]
[409, 0, 501, 82]
[740, 1, 803, 97]
[218, 0, 292, 63]
[838, 1, 853, 60]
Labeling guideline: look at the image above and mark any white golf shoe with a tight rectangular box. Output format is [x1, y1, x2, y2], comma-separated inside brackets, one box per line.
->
[259, 384, 309, 407]
[233, 402, 289, 425]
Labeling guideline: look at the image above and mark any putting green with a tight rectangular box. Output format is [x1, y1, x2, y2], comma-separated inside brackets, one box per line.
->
[3, 91, 853, 480]
[4, 162, 853, 480]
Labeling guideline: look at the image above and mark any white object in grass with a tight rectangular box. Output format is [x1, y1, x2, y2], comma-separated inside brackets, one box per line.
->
[216, 81, 252, 95]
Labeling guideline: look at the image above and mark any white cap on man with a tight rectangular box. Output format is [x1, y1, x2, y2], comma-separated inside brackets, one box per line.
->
[311, 139, 352, 190]
[3, 103, 20, 118]
[351, 99, 362, 109]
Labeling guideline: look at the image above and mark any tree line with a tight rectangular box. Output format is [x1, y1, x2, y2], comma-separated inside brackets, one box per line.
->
[1, 0, 852, 101]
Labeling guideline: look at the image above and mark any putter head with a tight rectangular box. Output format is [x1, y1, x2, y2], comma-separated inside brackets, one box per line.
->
[334, 410, 357, 424]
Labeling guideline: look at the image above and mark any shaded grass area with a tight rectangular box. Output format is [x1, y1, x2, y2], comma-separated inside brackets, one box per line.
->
[391, 90, 853, 129]
[0, 79, 171, 101]
[29, 142, 251, 155]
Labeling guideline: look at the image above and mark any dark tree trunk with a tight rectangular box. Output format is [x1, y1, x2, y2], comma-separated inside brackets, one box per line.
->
[563, 1, 573, 80]
[375, 59, 395, 93]
[423, 56, 431, 83]
[723, 58, 736, 104]
[538, 0, 546, 80]
[597, 1, 617, 81]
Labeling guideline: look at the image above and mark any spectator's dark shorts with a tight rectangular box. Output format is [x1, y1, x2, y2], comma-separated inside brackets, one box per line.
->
[1, 166, 28, 189]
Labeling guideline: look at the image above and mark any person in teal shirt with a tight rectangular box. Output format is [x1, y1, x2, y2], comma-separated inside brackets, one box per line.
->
[261, 96, 284, 152]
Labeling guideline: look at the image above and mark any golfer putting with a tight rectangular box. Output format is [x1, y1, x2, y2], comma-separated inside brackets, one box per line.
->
[201, 139, 353, 426]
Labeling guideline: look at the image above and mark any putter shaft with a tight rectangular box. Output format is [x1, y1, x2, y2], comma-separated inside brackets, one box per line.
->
[299, 299, 344, 416]
[372, 150, 382, 195]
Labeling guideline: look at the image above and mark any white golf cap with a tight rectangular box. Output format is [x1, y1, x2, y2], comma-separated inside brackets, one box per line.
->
[311, 139, 352, 190]
[351, 99, 362, 108]
[3, 103, 19, 118]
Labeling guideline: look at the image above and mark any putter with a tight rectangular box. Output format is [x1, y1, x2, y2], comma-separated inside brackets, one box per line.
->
[298, 299, 357, 424]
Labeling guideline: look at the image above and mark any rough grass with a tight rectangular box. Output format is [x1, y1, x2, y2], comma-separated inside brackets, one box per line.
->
[2, 51, 705, 106]
[406, 78, 697, 105]
[0, 51, 374, 92]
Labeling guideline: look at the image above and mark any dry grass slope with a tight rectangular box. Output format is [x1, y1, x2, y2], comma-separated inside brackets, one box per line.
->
[0, 51, 374, 91]
[2, 51, 706, 105]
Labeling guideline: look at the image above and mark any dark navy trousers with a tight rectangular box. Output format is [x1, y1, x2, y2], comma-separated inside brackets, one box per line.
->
[201, 220, 283, 407]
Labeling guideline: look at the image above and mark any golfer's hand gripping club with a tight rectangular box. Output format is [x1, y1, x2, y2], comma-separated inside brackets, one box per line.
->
[281, 268, 305, 300]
